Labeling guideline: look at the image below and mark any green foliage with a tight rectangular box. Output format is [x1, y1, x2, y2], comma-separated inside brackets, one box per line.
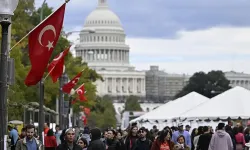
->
[88, 96, 117, 129]
[7, 1, 102, 120]
[124, 95, 142, 111]
[175, 70, 231, 98]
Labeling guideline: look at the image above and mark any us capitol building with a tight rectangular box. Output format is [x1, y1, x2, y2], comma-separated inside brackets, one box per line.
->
[75, 0, 146, 100]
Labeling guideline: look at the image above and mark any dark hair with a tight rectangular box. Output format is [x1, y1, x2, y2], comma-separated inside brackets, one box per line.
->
[203, 126, 209, 132]
[197, 126, 204, 135]
[47, 129, 54, 136]
[245, 128, 250, 135]
[225, 125, 232, 132]
[55, 125, 59, 128]
[177, 135, 186, 143]
[60, 129, 66, 143]
[108, 129, 117, 136]
[128, 126, 138, 138]
[218, 123, 225, 130]
[83, 127, 90, 134]
[239, 126, 244, 133]
[26, 124, 35, 131]
[158, 129, 171, 143]
[45, 122, 50, 128]
[233, 127, 239, 135]
[21, 128, 26, 132]
[78, 138, 88, 148]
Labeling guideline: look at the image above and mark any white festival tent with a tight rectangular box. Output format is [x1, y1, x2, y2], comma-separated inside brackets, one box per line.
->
[178, 86, 250, 120]
[130, 92, 209, 124]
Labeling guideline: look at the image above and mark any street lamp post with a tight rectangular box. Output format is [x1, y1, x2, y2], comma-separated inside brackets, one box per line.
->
[0, 0, 19, 149]
[59, 73, 68, 129]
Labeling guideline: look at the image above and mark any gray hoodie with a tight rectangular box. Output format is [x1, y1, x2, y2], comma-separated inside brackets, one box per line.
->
[81, 134, 91, 145]
[208, 130, 233, 150]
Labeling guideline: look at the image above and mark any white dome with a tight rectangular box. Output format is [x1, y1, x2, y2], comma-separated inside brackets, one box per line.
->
[83, 0, 123, 30]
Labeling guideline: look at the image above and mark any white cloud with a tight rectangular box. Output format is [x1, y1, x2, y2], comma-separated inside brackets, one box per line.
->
[35, 0, 95, 10]
[127, 27, 250, 74]
[68, 27, 250, 74]
[127, 27, 250, 57]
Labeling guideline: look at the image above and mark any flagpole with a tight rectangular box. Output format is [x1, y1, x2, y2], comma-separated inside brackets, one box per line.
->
[43, 66, 56, 81]
[10, 1, 70, 51]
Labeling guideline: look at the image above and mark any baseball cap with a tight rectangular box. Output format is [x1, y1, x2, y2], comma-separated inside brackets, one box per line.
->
[178, 123, 183, 127]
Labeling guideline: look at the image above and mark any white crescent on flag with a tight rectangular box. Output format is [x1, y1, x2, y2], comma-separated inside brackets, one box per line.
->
[77, 89, 83, 95]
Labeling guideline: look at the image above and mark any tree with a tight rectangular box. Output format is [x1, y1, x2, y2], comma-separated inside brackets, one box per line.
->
[175, 70, 231, 98]
[124, 95, 142, 111]
[7, 1, 103, 120]
[88, 96, 117, 129]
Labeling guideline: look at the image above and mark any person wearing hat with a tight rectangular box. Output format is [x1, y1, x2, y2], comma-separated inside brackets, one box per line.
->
[56, 128, 82, 150]
[172, 123, 191, 149]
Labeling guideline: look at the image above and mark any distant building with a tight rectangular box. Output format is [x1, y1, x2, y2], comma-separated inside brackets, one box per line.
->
[75, 0, 145, 101]
[145, 66, 190, 102]
[225, 71, 250, 90]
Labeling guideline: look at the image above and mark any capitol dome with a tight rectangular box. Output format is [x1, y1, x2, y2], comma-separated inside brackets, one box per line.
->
[83, 0, 123, 31]
[76, 0, 131, 71]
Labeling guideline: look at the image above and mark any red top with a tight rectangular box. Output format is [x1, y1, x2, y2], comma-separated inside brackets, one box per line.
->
[160, 142, 170, 150]
[235, 133, 245, 146]
[45, 136, 57, 147]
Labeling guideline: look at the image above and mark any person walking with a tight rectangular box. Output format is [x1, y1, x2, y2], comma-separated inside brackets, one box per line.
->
[172, 123, 191, 148]
[45, 129, 57, 150]
[87, 128, 106, 150]
[8, 124, 19, 150]
[56, 128, 82, 150]
[133, 127, 152, 150]
[15, 124, 42, 150]
[208, 123, 233, 150]
[151, 129, 175, 150]
[197, 126, 212, 150]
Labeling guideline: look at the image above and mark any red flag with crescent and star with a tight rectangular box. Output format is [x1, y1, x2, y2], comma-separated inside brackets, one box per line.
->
[48, 47, 70, 83]
[62, 71, 83, 94]
[76, 84, 87, 101]
[25, 4, 66, 86]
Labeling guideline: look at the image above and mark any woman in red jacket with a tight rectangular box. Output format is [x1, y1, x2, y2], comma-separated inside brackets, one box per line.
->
[45, 129, 57, 150]
[151, 129, 175, 150]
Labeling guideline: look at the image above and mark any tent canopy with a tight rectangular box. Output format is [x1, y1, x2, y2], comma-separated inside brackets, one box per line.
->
[178, 86, 250, 120]
[130, 92, 209, 123]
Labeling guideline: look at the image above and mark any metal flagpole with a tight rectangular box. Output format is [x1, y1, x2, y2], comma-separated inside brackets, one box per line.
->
[38, 0, 46, 144]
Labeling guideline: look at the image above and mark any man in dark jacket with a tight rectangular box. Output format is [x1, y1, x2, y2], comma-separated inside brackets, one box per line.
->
[197, 126, 212, 150]
[88, 128, 106, 150]
[133, 127, 152, 150]
[56, 128, 82, 150]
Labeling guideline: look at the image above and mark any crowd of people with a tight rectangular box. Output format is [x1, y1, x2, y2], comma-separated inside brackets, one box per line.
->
[6, 121, 250, 150]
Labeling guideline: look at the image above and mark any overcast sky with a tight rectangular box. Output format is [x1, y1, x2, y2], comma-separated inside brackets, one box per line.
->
[35, 0, 250, 74]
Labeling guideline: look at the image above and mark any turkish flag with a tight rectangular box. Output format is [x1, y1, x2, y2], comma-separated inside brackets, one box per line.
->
[25, 4, 66, 86]
[71, 99, 77, 105]
[83, 108, 90, 116]
[47, 47, 70, 83]
[76, 84, 87, 101]
[62, 71, 83, 94]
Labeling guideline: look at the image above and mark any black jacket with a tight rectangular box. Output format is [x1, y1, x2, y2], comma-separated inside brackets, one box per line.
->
[107, 139, 121, 150]
[56, 142, 82, 150]
[87, 128, 106, 150]
[197, 133, 212, 150]
[88, 139, 106, 150]
[133, 139, 152, 150]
